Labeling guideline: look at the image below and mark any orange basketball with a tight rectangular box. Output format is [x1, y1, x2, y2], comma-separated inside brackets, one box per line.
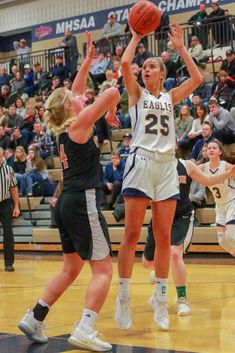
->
[128, 1, 162, 35]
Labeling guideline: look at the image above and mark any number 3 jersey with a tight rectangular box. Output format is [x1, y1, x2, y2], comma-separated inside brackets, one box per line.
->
[204, 160, 235, 205]
[129, 89, 176, 158]
[58, 132, 101, 191]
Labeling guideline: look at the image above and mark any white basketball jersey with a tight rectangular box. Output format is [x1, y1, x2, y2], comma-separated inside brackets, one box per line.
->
[204, 160, 235, 205]
[129, 89, 176, 156]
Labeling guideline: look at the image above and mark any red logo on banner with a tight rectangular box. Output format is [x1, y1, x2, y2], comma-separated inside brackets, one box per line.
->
[35, 25, 53, 39]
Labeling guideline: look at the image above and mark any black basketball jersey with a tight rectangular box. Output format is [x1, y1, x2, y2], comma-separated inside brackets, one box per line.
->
[58, 132, 101, 191]
[175, 159, 193, 217]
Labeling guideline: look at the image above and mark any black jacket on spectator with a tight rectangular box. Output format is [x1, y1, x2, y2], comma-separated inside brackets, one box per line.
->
[220, 58, 235, 80]
[94, 116, 110, 144]
[9, 136, 27, 151]
[165, 60, 177, 79]
[12, 160, 26, 174]
[0, 135, 10, 149]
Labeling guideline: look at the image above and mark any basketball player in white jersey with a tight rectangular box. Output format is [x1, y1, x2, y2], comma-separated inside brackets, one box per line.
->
[200, 140, 235, 255]
[115, 23, 203, 331]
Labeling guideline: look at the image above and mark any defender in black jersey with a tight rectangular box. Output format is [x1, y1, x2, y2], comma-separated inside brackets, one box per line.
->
[143, 158, 235, 317]
[19, 32, 120, 352]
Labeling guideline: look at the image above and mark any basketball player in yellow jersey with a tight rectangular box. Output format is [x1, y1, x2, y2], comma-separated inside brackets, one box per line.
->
[200, 140, 235, 256]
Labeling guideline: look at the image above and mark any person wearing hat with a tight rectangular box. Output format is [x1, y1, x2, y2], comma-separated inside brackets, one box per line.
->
[134, 43, 154, 68]
[13, 39, 30, 72]
[220, 49, 235, 80]
[208, 1, 225, 46]
[23, 64, 35, 97]
[119, 133, 132, 159]
[102, 13, 122, 39]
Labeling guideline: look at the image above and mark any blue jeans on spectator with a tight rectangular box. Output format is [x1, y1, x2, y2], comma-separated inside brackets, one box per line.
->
[40, 151, 52, 160]
[20, 172, 44, 196]
[165, 78, 177, 91]
[21, 129, 33, 145]
[24, 85, 35, 97]
[15, 173, 24, 188]
[118, 113, 131, 129]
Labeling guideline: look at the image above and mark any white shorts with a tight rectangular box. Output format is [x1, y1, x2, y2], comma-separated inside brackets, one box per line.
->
[215, 199, 235, 226]
[122, 148, 179, 201]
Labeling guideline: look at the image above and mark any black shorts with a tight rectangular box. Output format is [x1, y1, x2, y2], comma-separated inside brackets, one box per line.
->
[55, 188, 111, 260]
[144, 209, 194, 261]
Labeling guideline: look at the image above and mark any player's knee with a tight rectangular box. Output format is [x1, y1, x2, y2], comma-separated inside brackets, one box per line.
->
[171, 246, 181, 264]
[124, 229, 140, 247]
[218, 228, 235, 256]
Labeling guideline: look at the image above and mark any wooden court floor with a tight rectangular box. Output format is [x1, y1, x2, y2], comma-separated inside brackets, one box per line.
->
[0, 258, 235, 353]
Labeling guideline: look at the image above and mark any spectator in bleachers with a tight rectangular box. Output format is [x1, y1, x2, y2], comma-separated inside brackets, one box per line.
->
[190, 94, 203, 116]
[84, 88, 95, 105]
[9, 126, 27, 151]
[10, 71, 25, 95]
[196, 144, 208, 165]
[190, 121, 215, 162]
[161, 51, 177, 91]
[187, 36, 203, 62]
[213, 70, 235, 110]
[175, 105, 194, 145]
[99, 70, 117, 94]
[188, 2, 208, 49]
[192, 74, 211, 106]
[167, 41, 179, 63]
[207, 98, 235, 144]
[43, 76, 61, 100]
[9, 65, 19, 82]
[134, 43, 154, 68]
[34, 96, 44, 112]
[23, 64, 35, 98]
[52, 56, 69, 84]
[0, 67, 10, 88]
[102, 14, 122, 39]
[34, 63, 50, 95]
[114, 46, 124, 61]
[188, 103, 208, 142]
[63, 78, 72, 90]
[15, 98, 26, 119]
[19, 146, 49, 196]
[118, 133, 132, 160]
[0, 106, 7, 128]
[59, 28, 79, 77]
[207, 0, 225, 47]
[5, 104, 23, 135]
[36, 106, 46, 126]
[0, 85, 11, 108]
[0, 125, 10, 149]
[21, 105, 37, 145]
[112, 59, 122, 80]
[220, 49, 235, 80]
[90, 52, 110, 89]
[102, 151, 125, 210]
[32, 122, 52, 160]
[12, 145, 27, 187]
[13, 38, 30, 60]
[4, 148, 14, 168]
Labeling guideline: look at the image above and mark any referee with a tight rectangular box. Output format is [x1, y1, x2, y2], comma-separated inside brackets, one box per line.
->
[0, 147, 20, 271]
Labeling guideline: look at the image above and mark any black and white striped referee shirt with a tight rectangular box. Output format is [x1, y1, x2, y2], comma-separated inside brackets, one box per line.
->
[0, 163, 17, 202]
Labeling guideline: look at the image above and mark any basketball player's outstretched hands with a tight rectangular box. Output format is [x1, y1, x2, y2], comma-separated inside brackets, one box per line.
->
[86, 31, 95, 60]
[168, 23, 184, 50]
[105, 107, 120, 128]
[129, 26, 145, 41]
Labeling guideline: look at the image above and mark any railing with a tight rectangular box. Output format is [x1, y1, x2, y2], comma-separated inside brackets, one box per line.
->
[0, 16, 234, 76]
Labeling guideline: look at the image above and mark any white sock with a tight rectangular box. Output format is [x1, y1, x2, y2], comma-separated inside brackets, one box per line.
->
[155, 277, 168, 301]
[38, 299, 50, 309]
[119, 278, 130, 299]
[79, 308, 97, 332]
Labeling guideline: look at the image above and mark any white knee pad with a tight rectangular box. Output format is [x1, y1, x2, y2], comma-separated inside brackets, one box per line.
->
[218, 225, 235, 256]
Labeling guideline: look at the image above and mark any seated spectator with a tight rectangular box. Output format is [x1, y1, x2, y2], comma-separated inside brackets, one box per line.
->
[175, 105, 194, 146]
[19, 146, 49, 196]
[0, 66, 10, 87]
[102, 14, 122, 39]
[10, 71, 25, 95]
[32, 121, 52, 159]
[0, 85, 11, 108]
[187, 36, 203, 62]
[213, 70, 235, 110]
[196, 144, 208, 165]
[52, 56, 69, 84]
[167, 40, 179, 63]
[190, 93, 203, 116]
[94, 115, 110, 146]
[9, 126, 27, 151]
[0, 125, 10, 149]
[118, 133, 132, 159]
[4, 148, 14, 168]
[102, 151, 125, 210]
[0, 106, 7, 128]
[9, 65, 19, 82]
[134, 43, 154, 68]
[192, 74, 211, 106]
[220, 49, 235, 80]
[15, 98, 26, 119]
[114, 46, 123, 61]
[34, 63, 50, 95]
[112, 59, 122, 80]
[23, 64, 35, 97]
[188, 103, 208, 142]
[63, 78, 72, 90]
[161, 51, 177, 91]
[34, 96, 44, 112]
[99, 70, 117, 94]
[12, 145, 27, 187]
[43, 76, 61, 100]
[189, 181, 207, 219]
[207, 98, 235, 144]
[190, 121, 214, 162]
[21, 105, 37, 145]
[90, 52, 110, 88]
[5, 104, 23, 134]
[36, 106, 46, 127]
